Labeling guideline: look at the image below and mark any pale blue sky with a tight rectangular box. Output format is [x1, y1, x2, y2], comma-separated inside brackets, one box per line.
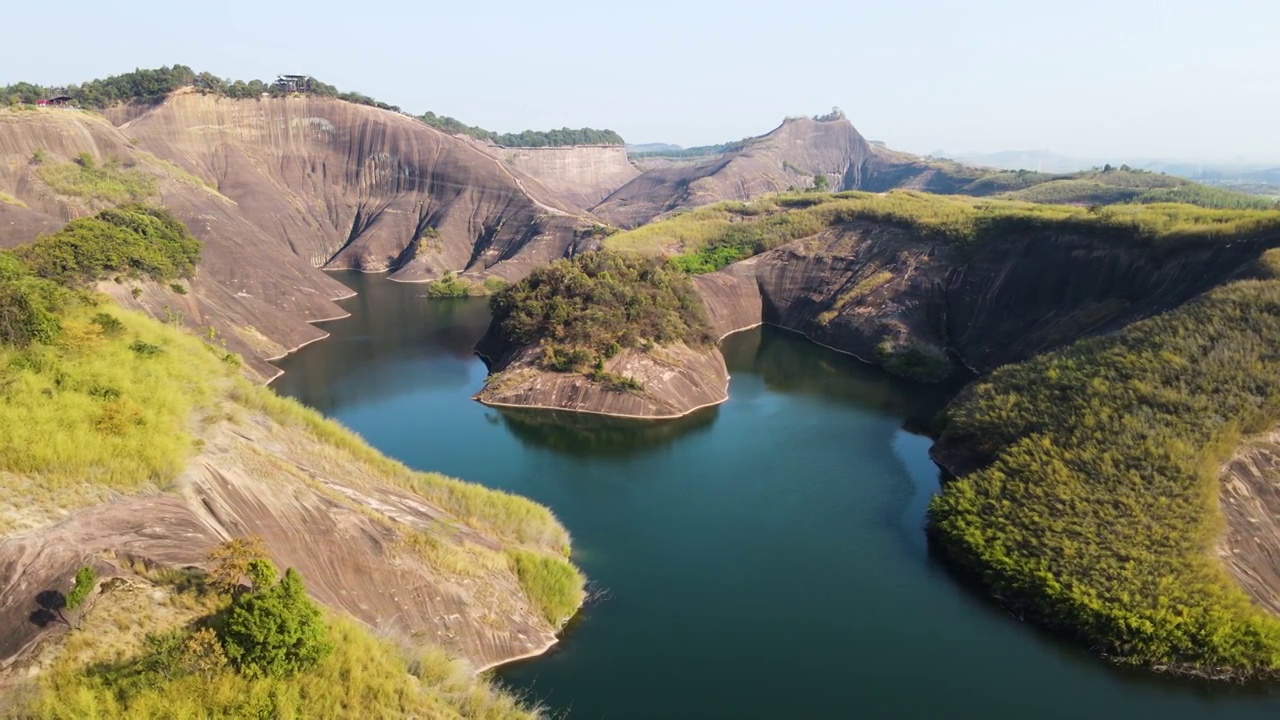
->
[4, 0, 1277, 161]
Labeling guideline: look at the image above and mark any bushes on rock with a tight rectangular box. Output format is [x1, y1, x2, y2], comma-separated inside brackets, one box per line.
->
[218, 560, 331, 678]
[491, 250, 712, 374]
[17, 204, 201, 284]
[929, 277, 1280, 674]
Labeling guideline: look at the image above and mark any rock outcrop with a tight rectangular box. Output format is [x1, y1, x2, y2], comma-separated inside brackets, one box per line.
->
[475, 336, 728, 419]
[593, 117, 874, 228]
[1218, 429, 1280, 615]
[0, 404, 569, 682]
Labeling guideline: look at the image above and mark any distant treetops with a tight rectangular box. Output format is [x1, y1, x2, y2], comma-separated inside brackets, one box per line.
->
[0, 66, 624, 148]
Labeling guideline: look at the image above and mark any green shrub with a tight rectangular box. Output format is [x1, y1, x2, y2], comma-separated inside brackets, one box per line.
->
[169, 283, 187, 295]
[424, 271, 475, 298]
[17, 204, 201, 284]
[218, 561, 331, 678]
[482, 276, 510, 294]
[91, 312, 125, 337]
[128, 340, 164, 357]
[875, 341, 951, 382]
[0, 273, 68, 346]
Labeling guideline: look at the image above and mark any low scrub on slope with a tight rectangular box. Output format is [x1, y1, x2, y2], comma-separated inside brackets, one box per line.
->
[35, 156, 158, 205]
[490, 250, 713, 373]
[605, 191, 1280, 273]
[23, 558, 539, 719]
[929, 262, 1280, 676]
[17, 204, 200, 283]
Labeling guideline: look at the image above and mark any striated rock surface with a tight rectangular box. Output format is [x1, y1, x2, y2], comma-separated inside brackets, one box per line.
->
[475, 337, 727, 419]
[483, 144, 639, 211]
[0, 407, 566, 681]
[593, 117, 873, 228]
[0, 96, 598, 377]
[1218, 429, 1280, 615]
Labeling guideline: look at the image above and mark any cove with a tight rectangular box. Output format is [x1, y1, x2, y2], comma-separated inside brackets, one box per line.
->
[272, 271, 1280, 719]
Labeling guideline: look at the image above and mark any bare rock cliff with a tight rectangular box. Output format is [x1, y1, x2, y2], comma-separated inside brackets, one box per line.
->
[483, 144, 639, 211]
[0, 96, 598, 377]
[696, 222, 1274, 376]
[593, 117, 873, 228]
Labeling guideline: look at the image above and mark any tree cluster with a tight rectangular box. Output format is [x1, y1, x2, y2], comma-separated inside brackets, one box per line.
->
[490, 250, 712, 374]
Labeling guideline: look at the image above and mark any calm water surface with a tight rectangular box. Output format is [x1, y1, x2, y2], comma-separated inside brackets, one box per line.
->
[273, 272, 1280, 719]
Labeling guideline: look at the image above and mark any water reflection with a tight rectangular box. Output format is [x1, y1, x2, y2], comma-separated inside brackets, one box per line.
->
[272, 275, 492, 412]
[496, 407, 718, 457]
[722, 326, 957, 430]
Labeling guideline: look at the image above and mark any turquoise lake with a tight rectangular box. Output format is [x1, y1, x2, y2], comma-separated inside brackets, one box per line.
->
[271, 271, 1280, 719]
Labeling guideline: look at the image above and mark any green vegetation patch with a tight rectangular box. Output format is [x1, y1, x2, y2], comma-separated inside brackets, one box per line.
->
[17, 204, 200, 284]
[490, 250, 712, 374]
[929, 276, 1280, 674]
[507, 549, 587, 627]
[0, 301, 224, 515]
[609, 191, 1280, 274]
[24, 558, 537, 719]
[0, 215, 217, 526]
[0, 190, 26, 207]
[35, 155, 157, 204]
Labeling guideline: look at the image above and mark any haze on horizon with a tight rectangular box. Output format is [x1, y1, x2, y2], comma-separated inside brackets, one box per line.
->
[4, 0, 1277, 164]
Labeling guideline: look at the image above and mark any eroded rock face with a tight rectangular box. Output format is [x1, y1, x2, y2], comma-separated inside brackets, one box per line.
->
[481, 144, 639, 211]
[0, 96, 598, 377]
[475, 339, 727, 419]
[593, 117, 874, 228]
[696, 222, 1275, 376]
[1218, 430, 1280, 615]
[0, 409, 563, 681]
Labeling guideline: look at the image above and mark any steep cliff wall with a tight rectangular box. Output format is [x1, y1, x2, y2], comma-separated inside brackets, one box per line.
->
[488, 145, 639, 210]
[696, 222, 1275, 376]
[119, 92, 593, 281]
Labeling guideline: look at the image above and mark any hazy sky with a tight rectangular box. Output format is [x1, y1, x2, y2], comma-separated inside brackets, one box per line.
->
[4, 0, 1277, 161]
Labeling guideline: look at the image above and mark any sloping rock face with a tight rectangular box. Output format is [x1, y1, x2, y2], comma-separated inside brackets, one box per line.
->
[1218, 429, 1280, 615]
[695, 222, 1275, 375]
[120, 92, 593, 281]
[475, 333, 727, 418]
[0, 97, 596, 377]
[593, 117, 874, 228]
[484, 145, 639, 211]
[0, 409, 562, 681]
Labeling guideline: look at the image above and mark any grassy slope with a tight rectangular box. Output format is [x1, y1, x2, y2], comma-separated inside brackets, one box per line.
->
[605, 190, 1280, 273]
[930, 264, 1280, 675]
[1, 214, 583, 713]
[25, 589, 536, 720]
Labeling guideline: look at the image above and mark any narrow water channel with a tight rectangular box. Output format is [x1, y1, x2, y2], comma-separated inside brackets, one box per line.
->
[272, 272, 1280, 719]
